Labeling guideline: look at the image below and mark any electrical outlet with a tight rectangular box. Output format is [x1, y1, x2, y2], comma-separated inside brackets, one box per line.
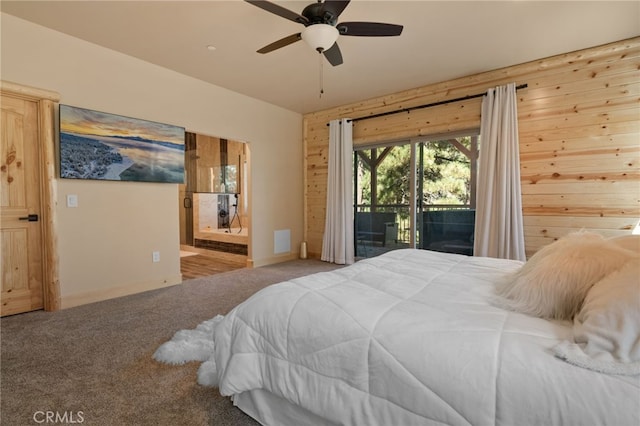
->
[152, 251, 160, 263]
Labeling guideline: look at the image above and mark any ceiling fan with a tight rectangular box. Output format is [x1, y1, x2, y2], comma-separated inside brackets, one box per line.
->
[245, 0, 404, 66]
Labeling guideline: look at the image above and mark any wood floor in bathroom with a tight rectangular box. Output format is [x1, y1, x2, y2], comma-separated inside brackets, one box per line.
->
[180, 251, 246, 280]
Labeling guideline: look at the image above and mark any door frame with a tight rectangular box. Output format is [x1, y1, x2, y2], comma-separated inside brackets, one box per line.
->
[2, 80, 60, 311]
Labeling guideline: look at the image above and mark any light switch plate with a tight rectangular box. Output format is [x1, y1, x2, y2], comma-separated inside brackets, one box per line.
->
[67, 194, 78, 207]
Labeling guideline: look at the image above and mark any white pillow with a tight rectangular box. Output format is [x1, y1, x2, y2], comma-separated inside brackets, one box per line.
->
[495, 231, 637, 320]
[608, 234, 640, 253]
[554, 259, 640, 375]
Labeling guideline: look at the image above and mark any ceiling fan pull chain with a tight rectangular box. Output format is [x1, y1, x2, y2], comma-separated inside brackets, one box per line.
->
[319, 51, 324, 98]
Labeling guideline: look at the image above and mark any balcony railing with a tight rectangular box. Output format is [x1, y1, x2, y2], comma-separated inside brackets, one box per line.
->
[355, 204, 474, 256]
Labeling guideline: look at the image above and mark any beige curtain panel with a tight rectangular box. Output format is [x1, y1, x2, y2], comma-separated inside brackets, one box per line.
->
[474, 83, 526, 261]
[322, 119, 355, 265]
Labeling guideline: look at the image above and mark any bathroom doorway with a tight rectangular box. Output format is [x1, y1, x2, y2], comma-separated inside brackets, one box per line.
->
[179, 132, 251, 279]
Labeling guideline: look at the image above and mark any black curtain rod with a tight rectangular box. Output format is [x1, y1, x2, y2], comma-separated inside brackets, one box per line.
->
[327, 83, 527, 126]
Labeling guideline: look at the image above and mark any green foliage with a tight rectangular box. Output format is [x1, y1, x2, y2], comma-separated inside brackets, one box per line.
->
[378, 146, 411, 206]
[356, 137, 473, 209]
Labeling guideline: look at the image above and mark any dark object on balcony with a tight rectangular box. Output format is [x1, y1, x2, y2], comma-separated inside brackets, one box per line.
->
[356, 212, 397, 246]
[422, 209, 475, 255]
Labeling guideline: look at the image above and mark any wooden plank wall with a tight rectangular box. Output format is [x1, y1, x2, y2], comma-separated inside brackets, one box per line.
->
[303, 37, 640, 259]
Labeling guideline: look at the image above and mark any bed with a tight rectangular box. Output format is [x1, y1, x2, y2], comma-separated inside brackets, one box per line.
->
[155, 243, 640, 425]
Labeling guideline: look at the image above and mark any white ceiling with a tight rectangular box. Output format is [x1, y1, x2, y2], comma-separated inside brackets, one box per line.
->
[2, 1, 639, 114]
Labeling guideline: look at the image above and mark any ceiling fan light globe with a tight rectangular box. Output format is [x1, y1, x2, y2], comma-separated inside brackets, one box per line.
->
[301, 24, 339, 52]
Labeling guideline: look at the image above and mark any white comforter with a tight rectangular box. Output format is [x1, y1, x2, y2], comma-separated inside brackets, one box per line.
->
[206, 249, 640, 425]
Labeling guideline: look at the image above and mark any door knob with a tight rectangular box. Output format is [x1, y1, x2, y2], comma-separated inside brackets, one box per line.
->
[19, 214, 39, 222]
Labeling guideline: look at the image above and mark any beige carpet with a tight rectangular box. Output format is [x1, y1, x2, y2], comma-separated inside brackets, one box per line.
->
[0, 259, 343, 426]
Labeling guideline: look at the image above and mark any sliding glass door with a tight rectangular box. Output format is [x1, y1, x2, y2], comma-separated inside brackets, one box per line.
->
[354, 142, 412, 258]
[354, 133, 478, 258]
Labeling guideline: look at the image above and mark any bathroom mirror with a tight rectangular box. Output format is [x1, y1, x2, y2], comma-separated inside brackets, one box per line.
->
[200, 165, 237, 193]
[185, 133, 245, 194]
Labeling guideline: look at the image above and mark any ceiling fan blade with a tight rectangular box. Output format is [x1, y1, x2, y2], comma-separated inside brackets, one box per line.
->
[323, 42, 343, 66]
[245, 0, 308, 25]
[321, 0, 351, 18]
[257, 33, 302, 54]
[337, 22, 404, 37]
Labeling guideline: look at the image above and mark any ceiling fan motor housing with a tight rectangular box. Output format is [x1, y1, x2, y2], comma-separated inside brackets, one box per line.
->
[301, 3, 338, 26]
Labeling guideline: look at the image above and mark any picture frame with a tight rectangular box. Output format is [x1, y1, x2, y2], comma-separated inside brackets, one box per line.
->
[59, 104, 185, 183]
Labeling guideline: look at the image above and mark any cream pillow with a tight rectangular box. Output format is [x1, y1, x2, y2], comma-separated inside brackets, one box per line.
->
[495, 231, 637, 320]
[554, 259, 640, 375]
[608, 234, 640, 253]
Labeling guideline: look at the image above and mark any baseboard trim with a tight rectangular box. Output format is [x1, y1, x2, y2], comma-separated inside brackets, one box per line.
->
[251, 252, 299, 268]
[60, 274, 183, 309]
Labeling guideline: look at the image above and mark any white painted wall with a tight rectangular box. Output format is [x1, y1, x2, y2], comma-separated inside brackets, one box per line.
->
[1, 13, 303, 307]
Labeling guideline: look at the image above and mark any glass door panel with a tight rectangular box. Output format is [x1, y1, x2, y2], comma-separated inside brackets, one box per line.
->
[354, 143, 411, 258]
[418, 136, 478, 255]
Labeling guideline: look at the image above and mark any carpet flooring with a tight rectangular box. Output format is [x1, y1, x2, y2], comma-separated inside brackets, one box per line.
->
[0, 259, 343, 426]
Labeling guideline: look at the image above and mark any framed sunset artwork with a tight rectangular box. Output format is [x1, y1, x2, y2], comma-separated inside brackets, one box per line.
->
[59, 104, 185, 183]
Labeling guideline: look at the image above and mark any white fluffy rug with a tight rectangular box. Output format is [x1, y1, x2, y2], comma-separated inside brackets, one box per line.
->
[153, 315, 223, 386]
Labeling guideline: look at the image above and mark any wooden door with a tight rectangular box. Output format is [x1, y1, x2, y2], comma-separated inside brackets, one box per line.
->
[1, 95, 44, 315]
